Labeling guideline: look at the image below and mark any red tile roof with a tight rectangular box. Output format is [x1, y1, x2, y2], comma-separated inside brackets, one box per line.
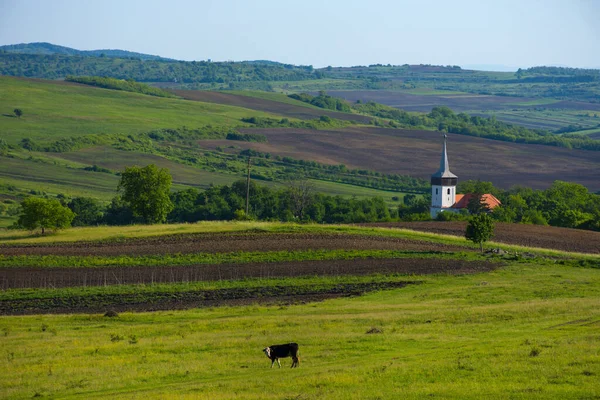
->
[453, 193, 502, 210]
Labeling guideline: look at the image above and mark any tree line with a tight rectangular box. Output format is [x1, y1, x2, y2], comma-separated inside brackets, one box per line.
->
[65, 76, 176, 98]
[13, 164, 393, 232]
[12, 164, 600, 234]
[0, 53, 320, 83]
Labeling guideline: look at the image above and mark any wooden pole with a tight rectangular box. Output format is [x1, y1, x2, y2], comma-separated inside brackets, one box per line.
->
[245, 156, 251, 215]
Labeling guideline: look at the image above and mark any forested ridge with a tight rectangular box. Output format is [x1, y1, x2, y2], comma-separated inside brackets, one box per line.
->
[0, 53, 319, 83]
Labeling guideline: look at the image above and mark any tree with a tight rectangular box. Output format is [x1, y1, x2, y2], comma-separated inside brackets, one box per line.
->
[67, 197, 104, 226]
[465, 213, 495, 252]
[17, 197, 74, 234]
[467, 194, 490, 215]
[13, 108, 22, 118]
[117, 164, 173, 223]
[285, 180, 315, 220]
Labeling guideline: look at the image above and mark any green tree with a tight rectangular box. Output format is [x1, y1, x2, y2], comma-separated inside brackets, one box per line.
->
[118, 164, 173, 223]
[16, 197, 74, 234]
[465, 213, 495, 252]
[67, 197, 104, 226]
[13, 108, 22, 118]
[467, 194, 490, 215]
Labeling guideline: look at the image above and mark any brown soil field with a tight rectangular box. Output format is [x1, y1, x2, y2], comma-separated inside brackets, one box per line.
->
[209, 127, 600, 191]
[0, 258, 498, 290]
[0, 281, 418, 315]
[0, 233, 468, 256]
[361, 222, 600, 254]
[169, 89, 372, 123]
[323, 90, 600, 113]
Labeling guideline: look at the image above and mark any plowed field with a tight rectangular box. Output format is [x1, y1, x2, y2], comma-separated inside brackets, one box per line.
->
[1, 258, 497, 289]
[323, 90, 600, 113]
[218, 127, 600, 191]
[0, 233, 468, 256]
[0, 281, 417, 315]
[361, 222, 600, 254]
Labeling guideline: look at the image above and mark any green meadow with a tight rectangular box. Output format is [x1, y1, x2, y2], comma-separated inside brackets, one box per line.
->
[1, 262, 599, 399]
[0, 77, 276, 145]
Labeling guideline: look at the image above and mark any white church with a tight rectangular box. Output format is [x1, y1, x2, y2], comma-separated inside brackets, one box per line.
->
[430, 135, 501, 218]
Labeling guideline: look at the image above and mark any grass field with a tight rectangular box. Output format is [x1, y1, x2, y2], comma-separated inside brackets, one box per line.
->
[0, 77, 277, 145]
[0, 222, 599, 398]
[0, 262, 598, 399]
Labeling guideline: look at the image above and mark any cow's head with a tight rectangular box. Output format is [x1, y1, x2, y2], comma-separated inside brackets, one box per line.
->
[263, 347, 272, 358]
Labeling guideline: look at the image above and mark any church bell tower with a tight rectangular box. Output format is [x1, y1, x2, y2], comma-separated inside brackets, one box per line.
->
[430, 134, 458, 218]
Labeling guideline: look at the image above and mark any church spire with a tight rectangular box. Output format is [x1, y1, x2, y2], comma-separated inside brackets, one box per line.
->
[431, 134, 457, 179]
[440, 134, 450, 173]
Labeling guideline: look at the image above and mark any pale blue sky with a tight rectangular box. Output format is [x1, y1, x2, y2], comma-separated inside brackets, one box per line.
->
[0, 0, 598, 69]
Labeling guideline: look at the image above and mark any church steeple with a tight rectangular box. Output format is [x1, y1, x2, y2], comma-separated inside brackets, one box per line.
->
[431, 134, 457, 185]
[430, 134, 458, 217]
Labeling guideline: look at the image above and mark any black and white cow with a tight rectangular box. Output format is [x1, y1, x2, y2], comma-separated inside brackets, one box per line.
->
[263, 343, 299, 368]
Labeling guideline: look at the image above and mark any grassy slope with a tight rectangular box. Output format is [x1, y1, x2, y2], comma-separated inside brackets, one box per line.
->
[0, 77, 411, 206]
[0, 77, 277, 145]
[227, 90, 325, 108]
[0, 263, 598, 399]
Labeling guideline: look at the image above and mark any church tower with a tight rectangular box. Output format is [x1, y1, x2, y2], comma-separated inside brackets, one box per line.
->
[430, 134, 458, 218]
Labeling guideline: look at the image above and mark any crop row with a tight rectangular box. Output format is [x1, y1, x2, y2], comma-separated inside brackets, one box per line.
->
[0, 249, 474, 268]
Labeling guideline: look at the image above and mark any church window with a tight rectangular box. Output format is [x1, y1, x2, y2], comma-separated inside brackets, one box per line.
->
[436, 188, 438, 195]
[447, 188, 450, 195]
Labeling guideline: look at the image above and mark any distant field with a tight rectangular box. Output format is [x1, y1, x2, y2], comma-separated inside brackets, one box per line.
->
[479, 110, 595, 130]
[216, 126, 600, 191]
[168, 89, 372, 123]
[320, 90, 600, 130]
[0, 77, 277, 145]
[324, 90, 600, 113]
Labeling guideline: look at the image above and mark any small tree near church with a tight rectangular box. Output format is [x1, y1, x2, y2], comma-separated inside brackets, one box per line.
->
[465, 213, 495, 252]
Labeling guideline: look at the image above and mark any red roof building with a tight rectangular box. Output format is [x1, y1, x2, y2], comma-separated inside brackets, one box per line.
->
[453, 193, 502, 210]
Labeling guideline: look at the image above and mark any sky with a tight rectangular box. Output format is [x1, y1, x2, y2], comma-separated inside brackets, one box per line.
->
[0, 0, 599, 70]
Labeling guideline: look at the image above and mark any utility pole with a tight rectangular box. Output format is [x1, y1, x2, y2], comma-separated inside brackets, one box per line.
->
[245, 156, 251, 215]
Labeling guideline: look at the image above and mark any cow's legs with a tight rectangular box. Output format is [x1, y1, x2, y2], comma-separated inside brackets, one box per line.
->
[276, 359, 281, 368]
[271, 359, 275, 368]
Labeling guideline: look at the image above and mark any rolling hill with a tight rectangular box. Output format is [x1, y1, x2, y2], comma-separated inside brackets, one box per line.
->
[2, 42, 600, 132]
[1, 76, 600, 202]
[0, 42, 168, 60]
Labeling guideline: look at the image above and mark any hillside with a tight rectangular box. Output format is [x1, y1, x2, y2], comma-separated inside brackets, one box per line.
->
[0, 42, 168, 60]
[2, 43, 600, 132]
[0, 76, 277, 144]
[1, 76, 600, 205]
[0, 77, 418, 217]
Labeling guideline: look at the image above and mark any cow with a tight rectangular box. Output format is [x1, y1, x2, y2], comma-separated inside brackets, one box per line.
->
[263, 343, 299, 368]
